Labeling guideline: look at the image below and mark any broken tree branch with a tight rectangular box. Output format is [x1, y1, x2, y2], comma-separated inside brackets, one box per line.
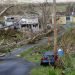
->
[27, 29, 53, 44]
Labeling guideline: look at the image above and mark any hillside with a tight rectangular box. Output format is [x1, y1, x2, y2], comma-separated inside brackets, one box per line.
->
[0, 3, 67, 18]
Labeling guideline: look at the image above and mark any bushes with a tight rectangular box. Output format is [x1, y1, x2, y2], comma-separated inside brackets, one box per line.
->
[0, 29, 22, 40]
[0, 49, 7, 53]
[60, 28, 75, 52]
[21, 44, 53, 63]
[31, 67, 62, 75]
[0, 29, 23, 53]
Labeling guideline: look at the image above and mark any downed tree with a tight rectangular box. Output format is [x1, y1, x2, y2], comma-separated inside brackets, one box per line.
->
[0, 5, 13, 17]
[27, 29, 53, 44]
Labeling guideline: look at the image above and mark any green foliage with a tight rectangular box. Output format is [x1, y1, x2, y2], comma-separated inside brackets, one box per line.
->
[70, 70, 75, 75]
[48, 69, 56, 75]
[62, 53, 75, 75]
[0, 29, 22, 40]
[31, 67, 62, 75]
[0, 49, 7, 53]
[21, 44, 53, 63]
[0, 29, 23, 53]
[21, 48, 34, 57]
[21, 47, 42, 62]
[60, 28, 75, 51]
[64, 54, 73, 68]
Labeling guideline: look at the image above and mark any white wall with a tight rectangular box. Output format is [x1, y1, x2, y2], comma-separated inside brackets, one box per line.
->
[20, 18, 38, 25]
[31, 24, 39, 32]
[0, 24, 3, 28]
[5, 21, 13, 26]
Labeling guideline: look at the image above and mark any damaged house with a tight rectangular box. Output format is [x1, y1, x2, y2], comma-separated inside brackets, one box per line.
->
[4, 13, 39, 32]
[19, 14, 39, 33]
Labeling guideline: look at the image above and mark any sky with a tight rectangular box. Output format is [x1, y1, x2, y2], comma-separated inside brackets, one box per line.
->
[18, 0, 75, 3]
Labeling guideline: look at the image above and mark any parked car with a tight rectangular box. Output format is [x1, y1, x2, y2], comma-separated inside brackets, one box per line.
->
[40, 51, 55, 66]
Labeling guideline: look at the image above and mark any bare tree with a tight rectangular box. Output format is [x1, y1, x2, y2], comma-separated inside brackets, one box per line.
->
[0, 0, 19, 17]
[66, 3, 75, 15]
[26, 4, 37, 14]
[4, 0, 17, 4]
[39, 0, 51, 30]
[0, 6, 14, 17]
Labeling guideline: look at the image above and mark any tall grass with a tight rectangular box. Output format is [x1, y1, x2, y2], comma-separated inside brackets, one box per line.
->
[31, 66, 62, 75]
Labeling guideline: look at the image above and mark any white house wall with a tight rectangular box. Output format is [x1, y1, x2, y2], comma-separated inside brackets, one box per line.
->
[20, 18, 38, 24]
[5, 21, 14, 26]
[0, 24, 3, 28]
[31, 24, 39, 32]
[70, 16, 72, 22]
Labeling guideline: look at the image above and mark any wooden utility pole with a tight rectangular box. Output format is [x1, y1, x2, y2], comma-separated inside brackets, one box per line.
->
[53, 0, 57, 54]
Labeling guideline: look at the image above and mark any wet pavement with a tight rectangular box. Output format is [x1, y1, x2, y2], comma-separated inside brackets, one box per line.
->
[0, 58, 34, 75]
[0, 45, 35, 75]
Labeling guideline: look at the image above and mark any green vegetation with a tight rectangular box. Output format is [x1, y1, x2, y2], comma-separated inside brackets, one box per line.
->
[31, 67, 62, 75]
[60, 28, 75, 53]
[21, 47, 41, 63]
[21, 45, 53, 63]
[31, 66, 75, 75]
[0, 29, 23, 53]
[0, 29, 22, 41]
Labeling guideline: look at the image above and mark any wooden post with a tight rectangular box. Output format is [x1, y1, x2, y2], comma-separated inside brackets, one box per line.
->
[53, 0, 57, 55]
[48, 36, 50, 46]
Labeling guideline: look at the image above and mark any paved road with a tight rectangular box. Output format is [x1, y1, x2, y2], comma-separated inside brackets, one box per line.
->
[0, 44, 36, 75]
[0, 58, 35, 75]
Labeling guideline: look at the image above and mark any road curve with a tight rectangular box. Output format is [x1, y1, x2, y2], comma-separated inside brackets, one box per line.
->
[0, 57, 35, 75]
[0, 44, 36, 75]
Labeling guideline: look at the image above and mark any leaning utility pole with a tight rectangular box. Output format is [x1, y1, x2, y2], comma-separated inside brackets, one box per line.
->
[53, 0, 57, 54]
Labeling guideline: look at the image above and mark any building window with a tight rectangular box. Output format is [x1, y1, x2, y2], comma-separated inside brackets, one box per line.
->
[11, 17, 14, 19]
[21, 24, 27, 27]
[66, 16, 70, 20]
[33, 24, 38, 28]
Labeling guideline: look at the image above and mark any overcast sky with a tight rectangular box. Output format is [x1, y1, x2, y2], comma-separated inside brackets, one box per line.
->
[18, 0, 75, 3]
